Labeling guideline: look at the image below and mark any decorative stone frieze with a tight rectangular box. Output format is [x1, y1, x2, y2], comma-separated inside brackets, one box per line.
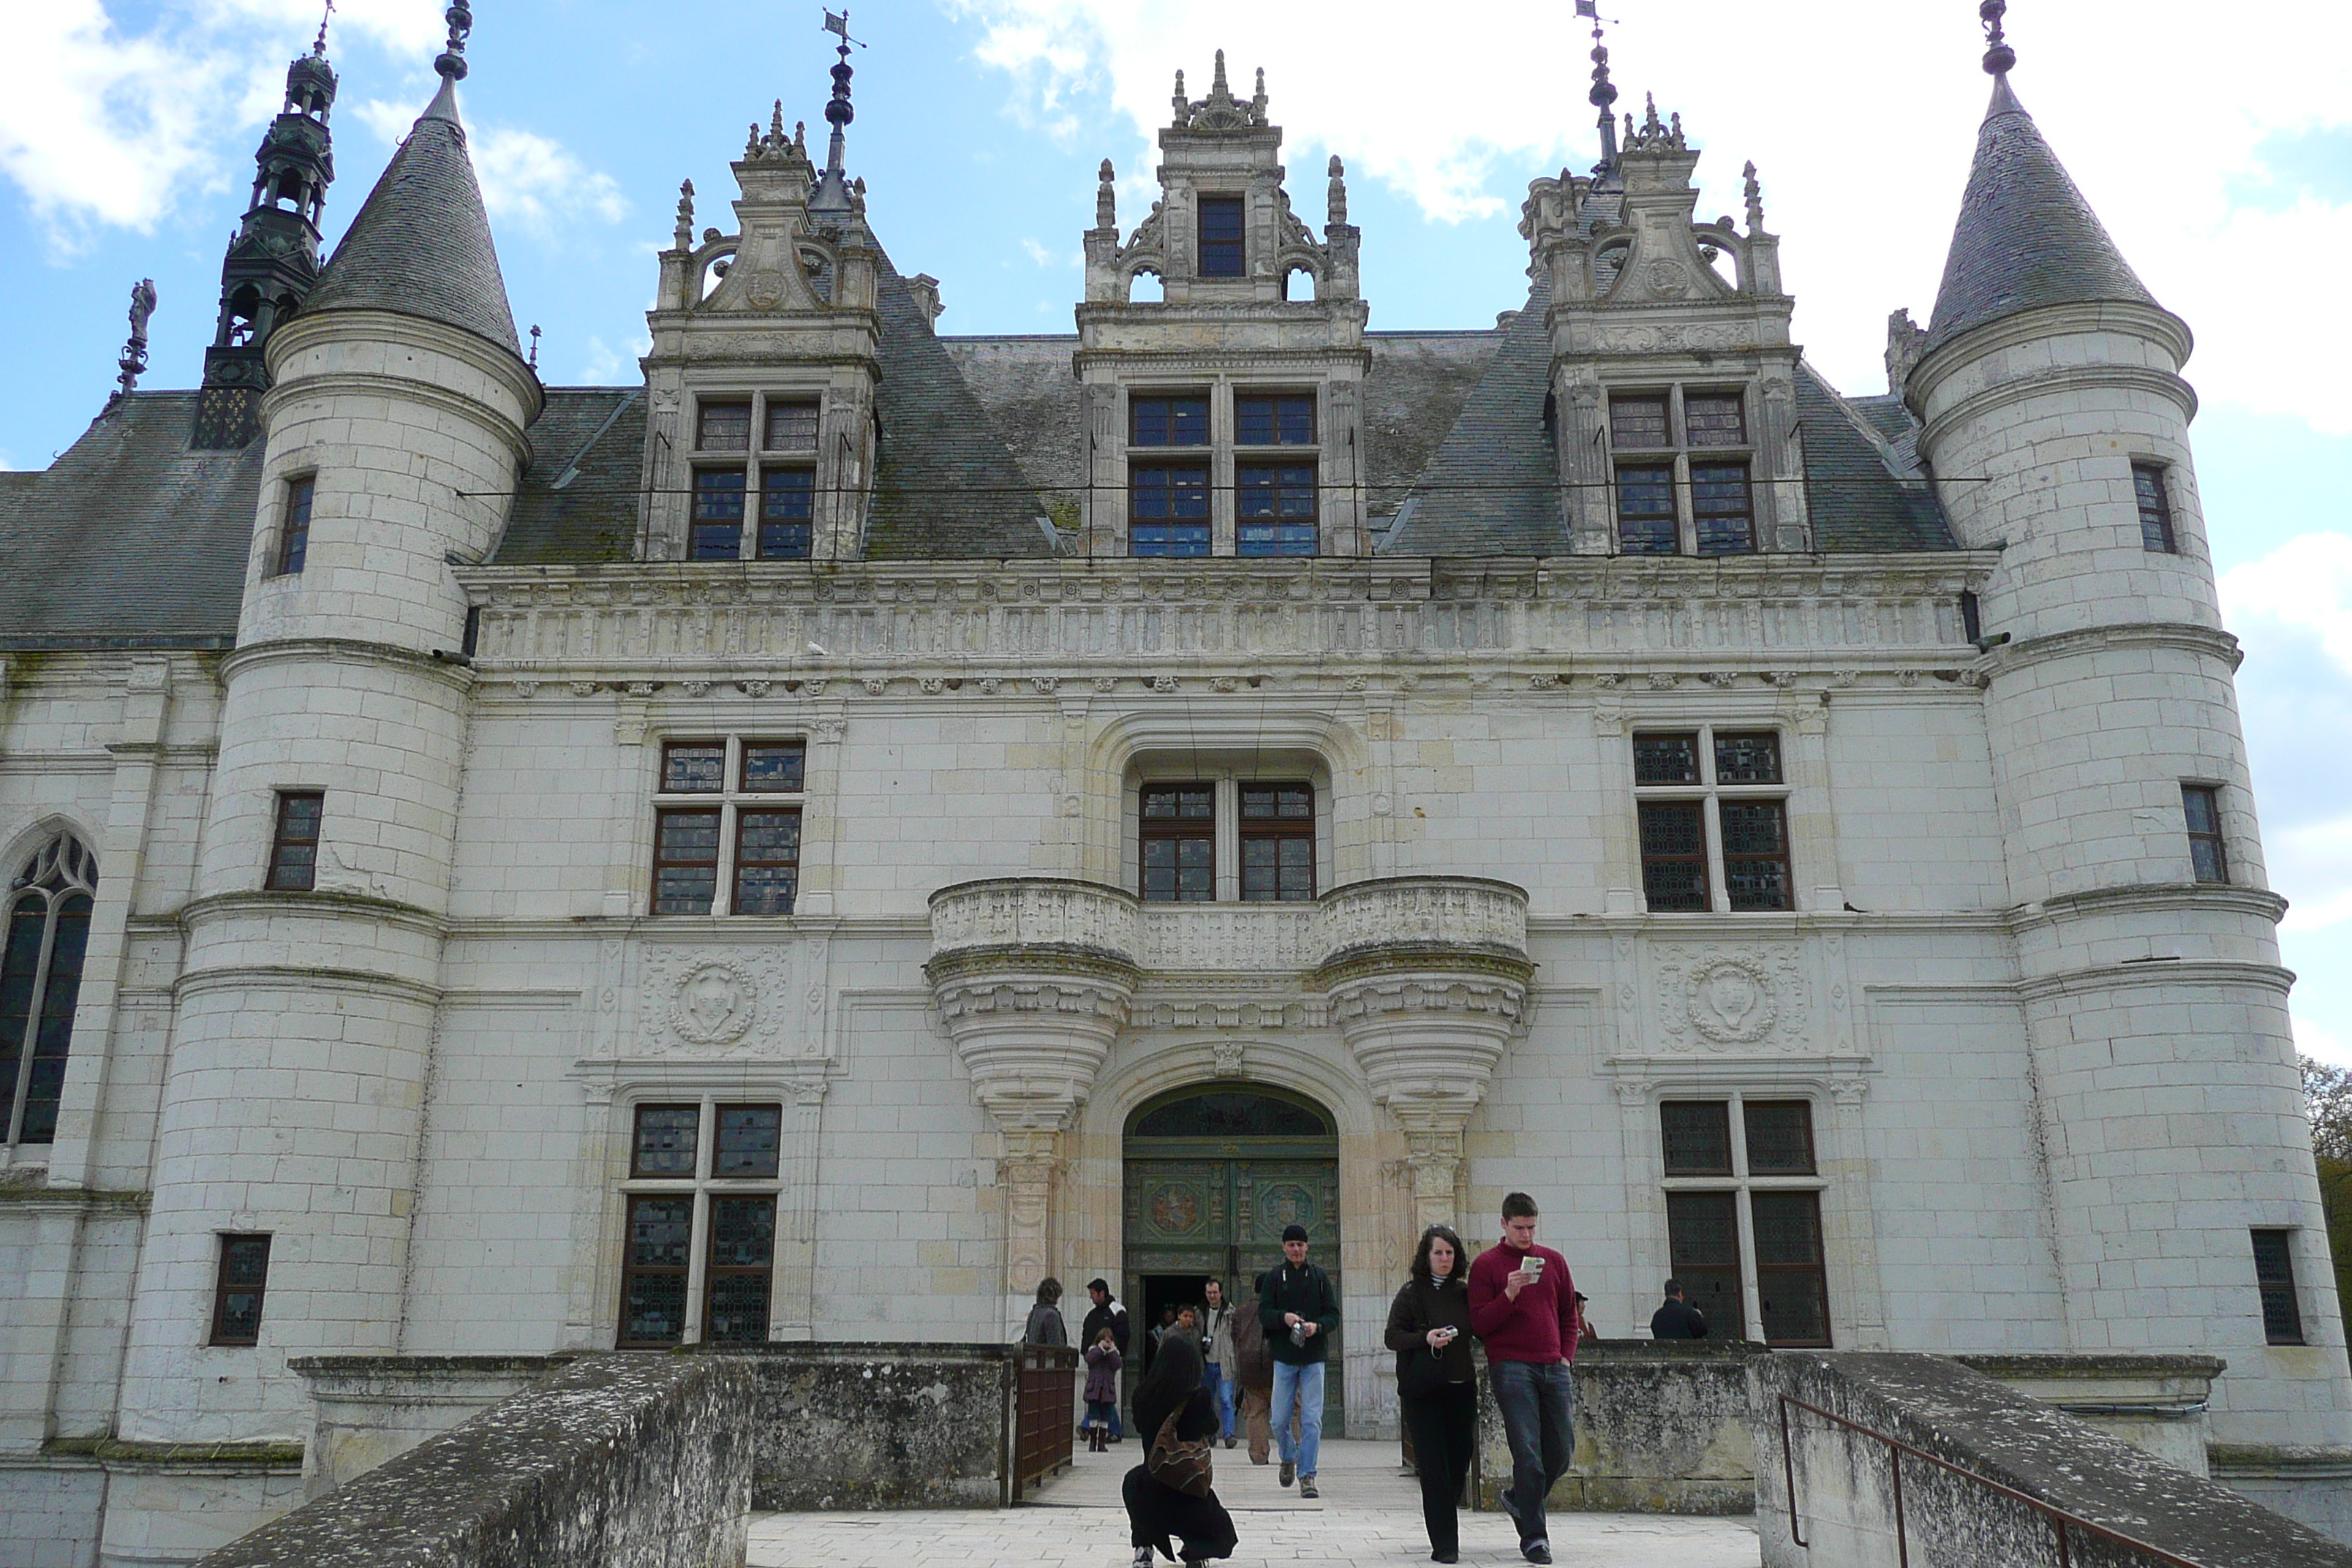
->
[1651, 943, 1812, 1052]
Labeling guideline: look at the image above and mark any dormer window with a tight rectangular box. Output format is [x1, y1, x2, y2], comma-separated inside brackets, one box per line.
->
[1610, 386, 1756, 558]
[1132, 396, 1210, 448]
[765, 399, 820, 453]
[688, 393, 821, 560]
[1198, 196, 1245, 277]
[1236, 395, 1313, 446]
[696, 400, 752, 452]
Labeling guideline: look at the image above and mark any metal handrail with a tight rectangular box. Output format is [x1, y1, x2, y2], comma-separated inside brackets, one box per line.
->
[1778, 1393, 2207, 1568]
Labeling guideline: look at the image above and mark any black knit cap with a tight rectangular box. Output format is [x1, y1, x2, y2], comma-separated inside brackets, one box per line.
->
[1281, 1224, 1309, 1243]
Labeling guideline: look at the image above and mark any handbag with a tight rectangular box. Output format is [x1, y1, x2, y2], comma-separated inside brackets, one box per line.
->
[1147, 1408, 1215, 1498]
[1398, 1345, 1451, 1401]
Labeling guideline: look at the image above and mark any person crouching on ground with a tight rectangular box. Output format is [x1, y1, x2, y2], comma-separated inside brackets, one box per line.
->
[1083, 1327, 1125, 1452]
[1122, 1335, 1238, 1568]
[1386, 1224, 1477, 1564]
[1468, 1192, 1580, 1567]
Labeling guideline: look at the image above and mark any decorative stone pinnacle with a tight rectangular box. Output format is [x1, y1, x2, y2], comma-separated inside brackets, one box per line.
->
[314, 0, 333, 55]
[1172, 50, 1269, 130]
[1980, 0, 2016, 75]
[1743, 160, 1765, 230]
[1212, 49, 1229, 98]
[674, 178, 694, 248]
[1327, 155, 1348, 227]
[434, 0, 471, 81]
[1095, 159, 1116, 229]
[1253, 66, 1267, 117]
[113, 277, 156, 402]
[1171, 68, 1186, 124]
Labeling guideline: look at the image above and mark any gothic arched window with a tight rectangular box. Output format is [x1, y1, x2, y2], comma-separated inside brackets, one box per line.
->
[0, 835, 97, 1147]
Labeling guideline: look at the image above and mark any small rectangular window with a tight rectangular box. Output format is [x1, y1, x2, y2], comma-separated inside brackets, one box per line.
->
[1684, 393, 1747, 448]
[1141, 784, 1215, 902]
[265, 791, 323, 892]
[1610, 394, 1671, 449]
[652, 807, 722, 915]
[1198, 196, 1245, 278]
[1713, 732, 1784, 785]
[1131, 396, 1210, 448]
[1131, 464, 1211, 557]
[2133, 463, 2178, 554]
[2184, 785, 2228, 883]
[1634, 733, 1701, 786]
[731, 808, 800, 916]
[764, 399, 820, 452]
[1692, 463, 1754, 556]
[2253, 1229, 2305, 1345]
[1661, 1101, 1734, 1176]
[209, 1234, 271, 1346]
[741, 741, 807, 793]
[618, 1195, 694, 1346]
[758, 470, 814, 559]
[715, 1104, 783, 1177]
[1743, 1101, 1817, 1175]
[1720, 799, 1793, 912]
[1240, 784, 1316, 902]
[691, 470, 746, 559]
[276, 477, 314, 576]
[697, 400, 753, 452]
[1236, 461, 1318, 557]
[631, 1104, 700, 1177]
[1639, 801, 1710, 912]
[661, 742, 727, 794]
[1236, 395, 1315, 446]
[704, 1194, 776, 1343]
[1616, 464, 1678, 555]
[1665, 1191, 1745, 1340]
[1753, 1191, 1831, 1346]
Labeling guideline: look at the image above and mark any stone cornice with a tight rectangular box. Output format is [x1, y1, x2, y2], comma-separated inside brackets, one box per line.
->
[1987, 621, 2242, 678]
[1917, 360, 2196, 457]
[1906, 298, 2195, 421]
[265, 307, 545, 441]
[174, 964, 445, 1008]
[219, 637, 478, 692]
[2016, 958, 2293, 1003]
[2015, 882, 2288, 930]
[178, 889, 447, 939]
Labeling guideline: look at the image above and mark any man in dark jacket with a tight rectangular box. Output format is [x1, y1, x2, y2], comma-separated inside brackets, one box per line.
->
[1081, 1278, 1132, 1440]
[1257, 1224, 1339, 1497]
[1649, 1279, 1708, 1340]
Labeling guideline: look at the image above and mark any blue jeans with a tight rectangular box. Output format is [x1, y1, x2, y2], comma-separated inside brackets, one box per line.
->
[1490, 1360, 1575, 1545]
[1270, 1359, 1324, 1477]
[1204, 1362, 1235, 1439]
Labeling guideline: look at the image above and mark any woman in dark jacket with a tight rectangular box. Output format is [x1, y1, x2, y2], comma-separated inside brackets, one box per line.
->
[1121, 1335, 1238, 1568]
[1385, 1224, 1478, 1563]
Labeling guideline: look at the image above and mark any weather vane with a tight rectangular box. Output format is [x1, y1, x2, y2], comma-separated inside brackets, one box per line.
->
[822, 9, 864, 50]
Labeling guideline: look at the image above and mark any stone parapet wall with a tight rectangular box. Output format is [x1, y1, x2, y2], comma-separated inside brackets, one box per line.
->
[194, 1354, 753, 1568]
[293, 1354, 584, 1499]
[1474, 1341, 1768, 1515]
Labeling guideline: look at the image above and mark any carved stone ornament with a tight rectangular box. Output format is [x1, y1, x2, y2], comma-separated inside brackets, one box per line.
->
[1643, 259, 1690, 298]
[1654, 946, 1810, 1051]
[669, 961, 757, 1046]
[1212, 1039, 1248, 1078]
[635, 946, 818, 1058]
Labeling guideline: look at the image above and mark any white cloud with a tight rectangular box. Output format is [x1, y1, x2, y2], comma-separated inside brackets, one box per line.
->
[573, 331, 649, 387]
[2298, 1009, 2352, 1068]
[1019, 236, 1078, 268]
[470, 124, 627, 231]
[949, 1, 2352, 419]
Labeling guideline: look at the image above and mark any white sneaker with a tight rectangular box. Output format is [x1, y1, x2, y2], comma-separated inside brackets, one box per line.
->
[1131, 1548, 1154, 1568]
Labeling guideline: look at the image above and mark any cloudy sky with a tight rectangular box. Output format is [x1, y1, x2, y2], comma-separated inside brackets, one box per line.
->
[4, 0, 2348, 1060]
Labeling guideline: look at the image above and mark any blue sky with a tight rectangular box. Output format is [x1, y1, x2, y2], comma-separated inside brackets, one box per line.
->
[4, 1, 2348, 1060]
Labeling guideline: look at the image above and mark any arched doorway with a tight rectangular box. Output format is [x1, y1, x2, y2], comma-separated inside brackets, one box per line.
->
[1123, 1085, 1346, 1435]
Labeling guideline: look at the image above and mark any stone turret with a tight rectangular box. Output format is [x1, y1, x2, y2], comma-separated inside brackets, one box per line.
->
[116, 5, 538, 1542]
[192, 23, 341, 448]
[1904, 10, 2352, 1466]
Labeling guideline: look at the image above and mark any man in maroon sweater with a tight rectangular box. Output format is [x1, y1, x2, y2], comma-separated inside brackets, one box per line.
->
[1467, 1192, 1580, 1565]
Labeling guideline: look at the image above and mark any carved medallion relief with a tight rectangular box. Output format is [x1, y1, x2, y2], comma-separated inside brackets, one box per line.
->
[1651, 945, 1811, 1052]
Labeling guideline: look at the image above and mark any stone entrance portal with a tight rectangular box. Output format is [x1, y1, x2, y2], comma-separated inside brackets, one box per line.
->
[1123, 1086, 1346, 1436]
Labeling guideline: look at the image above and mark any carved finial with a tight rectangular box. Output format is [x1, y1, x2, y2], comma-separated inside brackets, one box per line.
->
[1172, 68, 1187, 124]
[1670, 110, 1682, 140]
[1252, 66, 1267, 118]
[747, 122, 762, 159]
[1096, 159, 1117, 229]
[1980, 0, 2016, 75]
[314, 0, 333, 54]
[795, 120, 807, 151]
[434, 0, 471, 81]
[1742, 161, 1764, 232]
[851, 175, 866, 213]
[1327, 155, 1348, 227]
[771, 99, 786, 148]
[113, 277, 156, 402]
[1212, 49, 1229, 99]
[527, 323, 540, 369]
[1590, 35, 1620, 167]
[1643, 92, 1662, 135]
[674, 178, 695, 248]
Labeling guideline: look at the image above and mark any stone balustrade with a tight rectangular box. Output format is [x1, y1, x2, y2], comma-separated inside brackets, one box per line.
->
[927, 877, 1142, 969]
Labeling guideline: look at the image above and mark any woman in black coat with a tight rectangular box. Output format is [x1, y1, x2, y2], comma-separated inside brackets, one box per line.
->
[1121, 1335, 1239, 1568]
[1385, 1224, 1478, 1563]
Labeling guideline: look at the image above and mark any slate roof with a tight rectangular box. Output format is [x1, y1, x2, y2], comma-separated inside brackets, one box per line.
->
[0, 394, 262, 649]
[304, 78, 524, 357]
[1383, 281, 1564, 555]
[1797, 372, 1953, 551]
[1923, 75, 2159, 355]
[493, 389, 646, 565]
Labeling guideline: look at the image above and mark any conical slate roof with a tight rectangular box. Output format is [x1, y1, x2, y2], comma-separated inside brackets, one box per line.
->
[1923, 75, 2158, 355]
[304, 77, 522, 356]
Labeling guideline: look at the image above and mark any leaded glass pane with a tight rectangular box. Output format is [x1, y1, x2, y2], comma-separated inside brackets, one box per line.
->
[1639, 802, 1709, 912]
[1617, 464, 1676, 554]
[1610, 396, 1670, 448]
[662, 743, 726, 794]
[633, 1104, 699, 1177]
[1661, 1101, 1733, 1176]
[697, 402, 752, 451]
[691, 470, 746, 559]
[1685, 393, 1746, 446]
[742, 742, 807, 793]
[1713, 732, 1782, 785]
[1692, 463, 1753, 556]
[1198, 197, 1244, 277]
[1743, 1101, 1816, 1175]
[1131, 397, 1210, 448]
[1634, 734, 1700, 785]
[715, 1105, 783, 1177]
[764, 400, 819, 451]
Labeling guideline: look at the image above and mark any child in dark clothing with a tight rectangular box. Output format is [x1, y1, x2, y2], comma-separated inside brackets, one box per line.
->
[1083, 1327, 1125, 1452]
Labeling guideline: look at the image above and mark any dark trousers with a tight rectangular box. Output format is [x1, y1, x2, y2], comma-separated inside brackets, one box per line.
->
[1122, 1466, 1238, 1562]
[1490, 1359, 1575, 1546]
[1401, 1381, 1477, 1555]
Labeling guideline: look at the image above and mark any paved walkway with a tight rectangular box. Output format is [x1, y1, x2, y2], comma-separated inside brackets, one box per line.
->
[747, 1438, 1760, 1567]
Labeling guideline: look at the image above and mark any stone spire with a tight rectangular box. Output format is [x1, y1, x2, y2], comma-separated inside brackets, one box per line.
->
[810, 10, 860, 217]
[303, 1, 522, 356]
[191, 15, 340, 445]
[1586, 4, 1620, 170]
[1921, 1, 2159, 355]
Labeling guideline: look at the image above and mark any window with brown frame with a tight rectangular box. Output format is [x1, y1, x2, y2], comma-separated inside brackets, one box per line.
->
[1659, 1098, 1829, 1346]
[696, 400, 752, 452]
[618, 1195, 694, 1346]
[705, 1196, 777, 1343]
[1198, 196, 1245, 277]
[1609, 394, 1671, 449]
[652, 809, 722, 915]
[1713, 732, 1783, 785]
[617, 1100, 783, 1348]
[1692, 462, 1754, 556]
[630, 1104, 699, 1177]
[1684, 392, 1747, 447]
[265, 791, 323, 892]
[1633, 729, 1790, 913]
[764, 399, 820, 452]
[1634, 732, 1701, 786]
[1638, 802, 1710, 912]
[652, 739, 808, 916]
[691, 470, 746, 559]
[2133, 463, 2178, 554]
[208, 1233, 271, 1346]
[1742, 1101, 1817, 1175]
[1236, 461, 1317, 557]
[1720, 800, 1792, 912]
[275, 476, 314, 576]
[1616, 465, 1678, 555]
[732, 809, 801, 916]
[1660, 1101, 1733, 1176]
[1236, 394, 1316, 447]
[1753, 1192, 1831, 1346]
[741, 740, 807, 793]
[2184, 785, 2228, 884]
[758, 469, 814, 559]
[2253, 1229, 2304, 1345]
[663, 741, 727, 794]
[1665, 1192, 1746, 1339]
[1240, 784, 1315, 901]
[1131, 395, 1210, 448]
[1141, 784, 1215, 902]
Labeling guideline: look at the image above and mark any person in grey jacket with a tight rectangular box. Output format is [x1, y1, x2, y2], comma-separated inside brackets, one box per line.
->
[1199, 1278, 1240, 1446]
